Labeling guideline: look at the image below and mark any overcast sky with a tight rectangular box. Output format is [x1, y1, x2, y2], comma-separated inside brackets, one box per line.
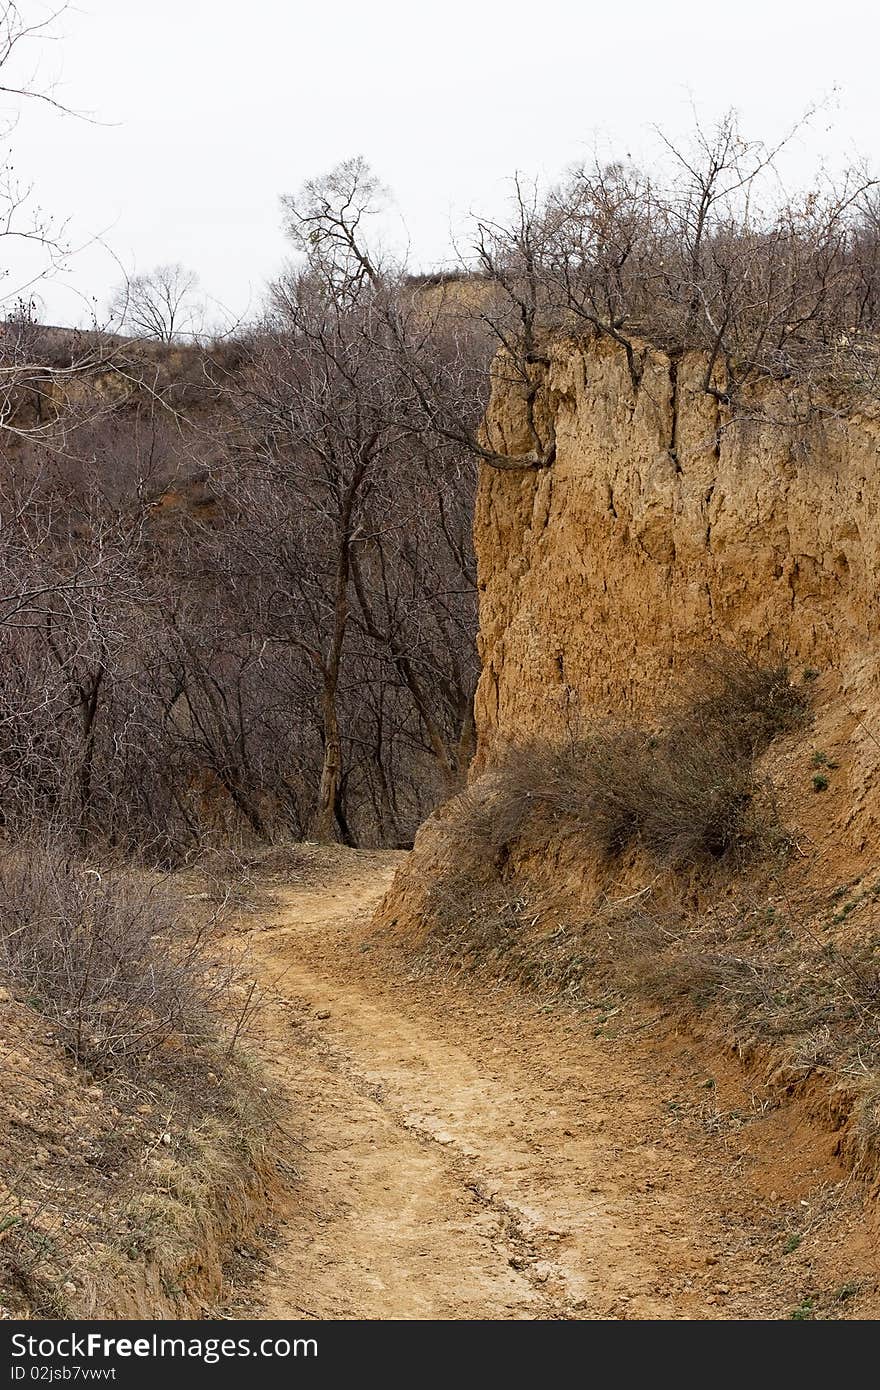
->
[4, 0, 879, 329]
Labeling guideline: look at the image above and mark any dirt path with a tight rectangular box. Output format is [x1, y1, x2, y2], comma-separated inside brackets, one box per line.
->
[222, 848, 878, 1321]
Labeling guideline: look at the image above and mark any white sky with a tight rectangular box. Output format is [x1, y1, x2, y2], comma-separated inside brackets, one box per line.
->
[4, 0, 879, 329]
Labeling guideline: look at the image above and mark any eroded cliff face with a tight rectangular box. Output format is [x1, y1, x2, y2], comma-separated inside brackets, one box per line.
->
[473, 335, 880, 849]
[374, 335, 880, 1191]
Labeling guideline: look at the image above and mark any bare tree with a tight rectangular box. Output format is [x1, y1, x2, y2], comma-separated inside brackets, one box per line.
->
[0, 40, 382, 857]
[209, 162, 487, 843]
[282, 159, 554, 471]
[0, 4, 127, 441]
[478, 112, 880, 412]
[0, 4, 78, 295]
[110, 263, 203, 343]
[230, 279, 411, 841]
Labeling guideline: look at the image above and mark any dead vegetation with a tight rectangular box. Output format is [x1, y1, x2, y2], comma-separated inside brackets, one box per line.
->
[0, 844, 276, 1318]
[473, 111, 880, 414]
[417, 651, 808, 989]
[0, 846, 253, 1079]
[415, 860, 880, 1169]
[438, 649, 808, 872]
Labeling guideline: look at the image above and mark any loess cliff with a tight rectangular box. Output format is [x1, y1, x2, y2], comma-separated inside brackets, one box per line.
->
[377, 332, 880, 1183]
[473, 335, 880, 848]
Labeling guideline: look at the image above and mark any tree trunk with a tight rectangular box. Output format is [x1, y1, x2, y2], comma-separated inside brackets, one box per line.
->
[78, 665, 105, 842]
[312, 681, 342, 841]
[310, 462, 367, 839]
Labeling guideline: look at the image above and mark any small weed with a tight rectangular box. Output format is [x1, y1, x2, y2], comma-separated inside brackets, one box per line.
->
[833, 899, 863, 924]
[833, 1281, 860, 1304]
[811, 750, 839, 770]
[783, 1233, 802, 1254]
[789, 1296, 815, 1319]
[812, 773, 830, 792]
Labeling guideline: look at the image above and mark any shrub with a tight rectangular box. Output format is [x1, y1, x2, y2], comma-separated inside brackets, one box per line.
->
[466, 723, 758, 868]
[0, 846, 245, 1079]
[465, 727, 651, 859]
[630, 728, 756, 863]
[444, 651, 803, 869]
[680, 649, 808, 755]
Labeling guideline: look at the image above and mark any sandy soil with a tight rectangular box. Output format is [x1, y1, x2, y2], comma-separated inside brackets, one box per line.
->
[219, 848, 879, 1321]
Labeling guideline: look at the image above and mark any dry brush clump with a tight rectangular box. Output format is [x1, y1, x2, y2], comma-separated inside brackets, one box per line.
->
[0, 843, 275, 1316]
[0, 845, 255, 1083]
[679, 650, 810, 752]
[414, 652, 808, 1004]
[471, 723, 758, 865]
[447, 651, 807, 873]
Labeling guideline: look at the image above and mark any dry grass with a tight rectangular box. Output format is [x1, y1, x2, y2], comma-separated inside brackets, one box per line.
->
[418, 864, 778, 1020]
[442, 650, 807, 871]
[0, 844, 276, 1317]
[681, 649, 809, 748]
[414, 823, 880, 1177]
[480, 725, 759, 863]
[0, 845, 253, 1081]
[415, 862, 880, 1135]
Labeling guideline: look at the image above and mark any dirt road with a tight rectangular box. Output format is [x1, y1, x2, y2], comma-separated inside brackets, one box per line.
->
[223, 847, 878, 1321]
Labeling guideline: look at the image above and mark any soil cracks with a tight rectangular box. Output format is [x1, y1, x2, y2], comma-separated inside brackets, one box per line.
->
[221, 849, 879, 1321]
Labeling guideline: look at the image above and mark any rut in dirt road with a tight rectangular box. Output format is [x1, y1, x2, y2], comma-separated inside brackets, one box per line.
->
[221, 848, 877, 1321]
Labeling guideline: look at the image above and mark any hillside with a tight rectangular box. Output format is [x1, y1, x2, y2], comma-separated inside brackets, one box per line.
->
[6, 328, 880, 1321]
[377, 331, 880, 1239]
